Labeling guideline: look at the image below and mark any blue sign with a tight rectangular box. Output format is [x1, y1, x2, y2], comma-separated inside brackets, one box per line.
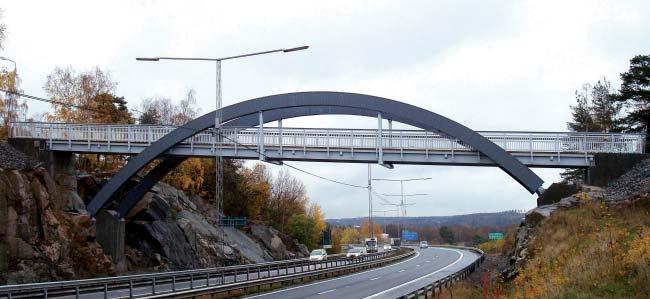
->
[402, 230, 418, 241]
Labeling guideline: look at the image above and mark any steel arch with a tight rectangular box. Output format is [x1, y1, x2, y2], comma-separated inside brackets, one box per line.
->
[89, 91, 544, 216]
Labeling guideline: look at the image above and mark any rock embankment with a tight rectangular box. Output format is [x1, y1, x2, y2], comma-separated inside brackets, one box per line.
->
[503, 158, 650, 280]
[1, 141, 309, 284]
[0, 168, 113, 284]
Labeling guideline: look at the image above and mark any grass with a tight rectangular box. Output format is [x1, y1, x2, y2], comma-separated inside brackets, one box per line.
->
[503, 197, 650, 299]
[436, 197, 650, 299]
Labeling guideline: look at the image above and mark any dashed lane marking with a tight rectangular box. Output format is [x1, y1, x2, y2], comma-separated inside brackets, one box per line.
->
[318, 289, 336, 295]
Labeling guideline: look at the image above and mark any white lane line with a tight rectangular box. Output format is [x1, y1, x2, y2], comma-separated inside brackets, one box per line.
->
[398, 269, 405, 273]
[370, 276, 382, 281]
[244, 251, 421, 298]
[318, 289, 336, 295]
[362, 248, 465, 299]
[416, 264, 421, 267]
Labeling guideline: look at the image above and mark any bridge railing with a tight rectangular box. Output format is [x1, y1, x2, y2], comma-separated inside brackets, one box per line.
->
[9, 122, 646, 154]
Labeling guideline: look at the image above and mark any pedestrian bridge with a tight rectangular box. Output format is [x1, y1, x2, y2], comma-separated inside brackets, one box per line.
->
[7, 91, 647, 217]
[10, 122, 644, 168]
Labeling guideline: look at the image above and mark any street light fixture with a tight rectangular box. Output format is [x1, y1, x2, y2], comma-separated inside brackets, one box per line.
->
[136, 45, 308, 231]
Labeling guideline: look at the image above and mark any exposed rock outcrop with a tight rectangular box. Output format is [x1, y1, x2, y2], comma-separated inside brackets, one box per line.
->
[121, 182, 309, 271]
[502, 185, 604, 280]
[0, 168, 114, 284]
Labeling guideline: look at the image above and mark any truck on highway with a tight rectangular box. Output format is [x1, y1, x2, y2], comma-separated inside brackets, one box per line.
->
[365, 237, 378, 253]
[390, 237, 401, 247]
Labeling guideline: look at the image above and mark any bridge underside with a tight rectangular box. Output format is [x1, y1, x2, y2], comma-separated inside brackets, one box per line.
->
[48, 143, 593, 168]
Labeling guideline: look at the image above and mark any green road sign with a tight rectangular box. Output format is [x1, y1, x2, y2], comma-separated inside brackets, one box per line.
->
[488, 232, 504, 240]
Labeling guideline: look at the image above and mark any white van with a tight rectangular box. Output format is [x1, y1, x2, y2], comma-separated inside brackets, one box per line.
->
[419, 241, 428, 248]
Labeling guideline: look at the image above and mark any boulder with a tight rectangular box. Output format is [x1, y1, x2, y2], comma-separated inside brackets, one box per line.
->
[59, 188, 86, 213]
[222, 227, 273, 263]
[250, 224, 288, 260]
[54, 174, 77, 191]
[127, 193, 172, 221]
[16, 238, 35, 260]
[5, 170, 29, 206]
[30, 179, 49, 209]
[126, 220, 195, 270]
[76, 175, 100, 203]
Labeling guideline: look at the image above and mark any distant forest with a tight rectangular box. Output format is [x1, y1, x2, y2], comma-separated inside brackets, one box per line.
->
[327, 210, 524, 245]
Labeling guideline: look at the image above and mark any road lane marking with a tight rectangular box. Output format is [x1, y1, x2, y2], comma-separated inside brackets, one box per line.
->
[416, 264, 421, 267]
[398, 269, 405, 273]
[318, 289, 336, 295]
[370, 276, 382, 281]
[245, 251, 421, 298]
[362, 248, 465, 299]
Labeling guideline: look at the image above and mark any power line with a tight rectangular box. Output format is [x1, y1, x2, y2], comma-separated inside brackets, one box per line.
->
[0, 89, 143, 116]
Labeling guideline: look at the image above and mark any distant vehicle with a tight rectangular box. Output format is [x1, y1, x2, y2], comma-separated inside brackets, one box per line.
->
[419, 241, 429, 248]
[309, 249, 328, 261]
[365, 237, 378, 253]
[383, 244, 392, 251]
[390, 238, 401, 247]
[346, 247, 365, 258]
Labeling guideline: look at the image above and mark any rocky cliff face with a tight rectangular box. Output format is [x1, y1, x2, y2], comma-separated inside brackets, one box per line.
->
[0, 167, 113, 284]
[119, 182, 309, 272]
[0, 142, 309, 284]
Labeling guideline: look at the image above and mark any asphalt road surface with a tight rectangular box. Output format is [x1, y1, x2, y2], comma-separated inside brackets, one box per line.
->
[246, 246, 480, 299]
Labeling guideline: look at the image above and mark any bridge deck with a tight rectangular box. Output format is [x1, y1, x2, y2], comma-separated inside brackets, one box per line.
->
[10, 123, 645, 168]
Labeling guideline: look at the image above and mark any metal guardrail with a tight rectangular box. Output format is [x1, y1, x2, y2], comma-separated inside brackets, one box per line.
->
[9, 122, 645, 155]
[0, 249, 406, 299]
[219, 216, 247, 227]
[397, 246, 485, 299]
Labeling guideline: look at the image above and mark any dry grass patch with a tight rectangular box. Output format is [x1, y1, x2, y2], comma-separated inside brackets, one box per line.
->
[504, 198, 650, 299]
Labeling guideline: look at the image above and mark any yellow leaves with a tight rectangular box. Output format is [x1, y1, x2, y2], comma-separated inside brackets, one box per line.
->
[623, 231, 650, 268]
[164, 158, 205, 195]
[576, 191, 590, 202]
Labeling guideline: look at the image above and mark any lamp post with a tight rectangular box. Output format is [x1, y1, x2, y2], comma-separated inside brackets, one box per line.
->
[136, 46, 308, 226]
[0, 56, 17, 125]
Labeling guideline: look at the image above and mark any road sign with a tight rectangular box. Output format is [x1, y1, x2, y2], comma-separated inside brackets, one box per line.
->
[402, 230, 418, 241]
[488, 232, 504, 240]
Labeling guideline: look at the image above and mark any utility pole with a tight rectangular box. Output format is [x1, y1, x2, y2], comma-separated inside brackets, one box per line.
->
[373, 177, 431, 240]
[368, 164, 374, 238]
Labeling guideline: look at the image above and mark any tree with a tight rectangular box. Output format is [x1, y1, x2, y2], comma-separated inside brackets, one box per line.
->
[138, 90, 200, 125]
[287, 214, 318, 249]
[267, 169, 308, 233]
[359, 219, 383, 238]
[340, 227, 362, 245]
[308, 202, 326, 236]
[44, 66, 119, 123]
[616, 55, 650, 132]
[439, 226, 455, 244]
[591, 79, 622, 132]
[567, 84, 596, 132]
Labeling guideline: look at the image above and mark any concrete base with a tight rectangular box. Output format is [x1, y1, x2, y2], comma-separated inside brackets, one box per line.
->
[96, 210, 125, 265]
[7, 139, 77, 177]
[586, 153, 650, 187]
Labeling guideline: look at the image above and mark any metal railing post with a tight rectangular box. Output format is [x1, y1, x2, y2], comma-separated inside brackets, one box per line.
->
[258, 111, 264, 161]
[279, 119, 283, 155]
[377, 112, 383, 164]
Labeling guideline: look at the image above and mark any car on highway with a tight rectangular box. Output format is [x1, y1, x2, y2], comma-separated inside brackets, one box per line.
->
[309, 249, 328, 261]
[419, 241, 429, 248]
[346, 247, 365, 258]
[383, 244, 392, 251]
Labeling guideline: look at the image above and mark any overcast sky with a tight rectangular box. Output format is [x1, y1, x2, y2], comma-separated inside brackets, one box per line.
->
[1, 1, 649, 218]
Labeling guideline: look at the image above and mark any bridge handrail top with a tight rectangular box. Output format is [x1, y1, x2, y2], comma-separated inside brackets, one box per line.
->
[10, 122, 646, 137]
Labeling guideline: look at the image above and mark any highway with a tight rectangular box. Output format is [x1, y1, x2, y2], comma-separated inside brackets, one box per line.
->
[246, 246, 480, 299]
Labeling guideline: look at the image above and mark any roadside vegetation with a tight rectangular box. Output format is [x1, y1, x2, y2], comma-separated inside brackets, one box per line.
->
[437, 197, 650, 299]
[504, 197, 650, 298]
